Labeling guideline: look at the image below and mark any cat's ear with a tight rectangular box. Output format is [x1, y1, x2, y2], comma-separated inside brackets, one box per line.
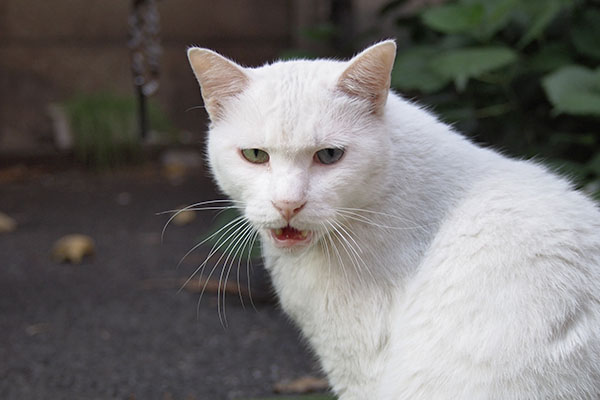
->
[336, 40, 396, 115]
[187, 47, 249, 121]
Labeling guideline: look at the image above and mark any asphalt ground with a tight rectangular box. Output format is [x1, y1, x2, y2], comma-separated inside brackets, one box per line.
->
[0, 162, 319, 400]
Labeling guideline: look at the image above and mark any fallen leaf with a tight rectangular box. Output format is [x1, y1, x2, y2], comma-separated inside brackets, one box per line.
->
[0, 211, 17, 233]
[172, 208, 196, 226]
[52, 234, 95, 264]
[273, 376, 330, 394]
[0, 164, 28, 184]
[25, 322, 52, 336]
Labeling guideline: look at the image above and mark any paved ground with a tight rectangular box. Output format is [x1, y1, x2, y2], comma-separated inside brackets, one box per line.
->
[0, 161, 319, 400]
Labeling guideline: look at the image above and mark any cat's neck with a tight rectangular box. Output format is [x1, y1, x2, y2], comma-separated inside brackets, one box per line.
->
[345, 94, 492, 282]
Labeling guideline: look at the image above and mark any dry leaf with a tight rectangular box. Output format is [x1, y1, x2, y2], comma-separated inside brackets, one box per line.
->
[25, 322, 51, 336]
[52, 234, 95, 264]
[172, 208, 196, 226]
[0, 212, 17, 233]
[273, 376, 329, 394]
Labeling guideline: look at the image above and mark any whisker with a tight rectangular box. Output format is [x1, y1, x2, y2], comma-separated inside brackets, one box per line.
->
[178, 217, 248, 294]
[337, 206, 416, 222]
[335, 209, 431, 231]
[159, 206, 244, 215]
[318, 222, 333, 296]
[235, 226, 258, 309]
[331, 219, 376, 284]
[246, 230, 260, 310]
[217, 223, 255, 328]
[176, 215, 246, 270]
[185, 105, 206, 112]
[323, 222, 351, 290]
[196, 220, 252, 324]
[159, 199, 243, 242]
[328, 220, 365, 287]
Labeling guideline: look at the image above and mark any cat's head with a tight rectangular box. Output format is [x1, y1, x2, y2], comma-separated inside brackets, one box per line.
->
[188, 41, 396, 251]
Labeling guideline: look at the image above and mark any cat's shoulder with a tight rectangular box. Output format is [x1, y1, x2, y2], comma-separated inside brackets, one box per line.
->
[435, 157, 600, 264]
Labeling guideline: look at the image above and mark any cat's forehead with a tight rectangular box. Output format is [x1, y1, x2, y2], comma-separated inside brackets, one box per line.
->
[229, 59, 355, 148]
[251, 59, 344, 87]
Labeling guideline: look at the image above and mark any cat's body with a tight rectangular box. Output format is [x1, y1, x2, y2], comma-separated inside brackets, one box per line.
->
[188, 41, 600, 399]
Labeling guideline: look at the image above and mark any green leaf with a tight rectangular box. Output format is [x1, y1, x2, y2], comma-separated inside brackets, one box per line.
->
[391, 46, 451, 93]
[517, 0, 564, 48]
[587, 153, 600, 176]
[542, 65, 600, 116]
[571, 9, 600, 60]
[479, 0, 520, 39]
[430, 46, 517, 90]
[421, 3, 484, 34]
[526, 43, 573, 73]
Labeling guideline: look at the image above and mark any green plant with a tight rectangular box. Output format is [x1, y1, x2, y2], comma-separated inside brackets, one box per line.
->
[63, 92, 174, 168]
[381, 0, 600, 197]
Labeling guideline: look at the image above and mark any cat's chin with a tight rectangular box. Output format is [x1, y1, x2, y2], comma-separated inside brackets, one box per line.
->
[268, 225, 313, 249]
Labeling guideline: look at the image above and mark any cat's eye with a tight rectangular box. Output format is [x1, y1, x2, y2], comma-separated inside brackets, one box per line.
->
[315, 148, 344, 165]
[241, 148, 269, 164]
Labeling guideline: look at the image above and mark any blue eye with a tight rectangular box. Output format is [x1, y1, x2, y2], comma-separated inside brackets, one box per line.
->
[241, 148, 269, 164]
[315, 148, 345, 165]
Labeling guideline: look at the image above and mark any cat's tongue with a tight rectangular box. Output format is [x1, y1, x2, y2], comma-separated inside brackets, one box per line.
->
[272, 225, 310, 247]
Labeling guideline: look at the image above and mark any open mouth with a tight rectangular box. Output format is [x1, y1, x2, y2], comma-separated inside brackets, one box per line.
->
[270, 225, 312, 248]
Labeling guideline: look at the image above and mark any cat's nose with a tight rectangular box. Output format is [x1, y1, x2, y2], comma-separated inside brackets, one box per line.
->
[272, 200, 306, 221]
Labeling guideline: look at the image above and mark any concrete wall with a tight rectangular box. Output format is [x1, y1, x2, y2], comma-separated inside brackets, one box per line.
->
[0, 0, 293, 156]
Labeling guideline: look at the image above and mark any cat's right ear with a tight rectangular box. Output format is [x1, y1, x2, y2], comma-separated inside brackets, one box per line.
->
[187, 48, 249, 122]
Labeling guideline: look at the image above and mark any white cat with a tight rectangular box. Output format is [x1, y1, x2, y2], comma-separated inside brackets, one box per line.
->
[187, 41, 600, 399]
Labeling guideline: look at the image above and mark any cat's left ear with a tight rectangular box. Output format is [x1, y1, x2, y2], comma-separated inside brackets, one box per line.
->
[336, 40, 396, 115]
[187, 47, 249, 122]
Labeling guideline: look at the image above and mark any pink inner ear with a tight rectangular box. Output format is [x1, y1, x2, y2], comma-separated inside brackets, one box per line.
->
[337, 41, 396, 115]
[188, 48, 249, 121]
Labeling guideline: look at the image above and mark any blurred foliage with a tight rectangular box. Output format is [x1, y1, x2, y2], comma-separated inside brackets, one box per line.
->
[63, 92, 174, 169]
[382, 0, 600, 198]
[285, 0, 600, 199]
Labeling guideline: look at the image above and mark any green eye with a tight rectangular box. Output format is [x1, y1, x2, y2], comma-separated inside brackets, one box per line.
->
[315, 148, 344, 165]
[241, 148, 269, 164]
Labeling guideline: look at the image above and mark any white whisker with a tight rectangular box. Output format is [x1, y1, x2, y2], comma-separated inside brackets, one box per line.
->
[336, 209, 431, 231]
[178, 217, 249, 295]
[159, 199, 244, 242]
[196, 220, 252, 322]
[246, 230, 260, 310]
[176, 215, 247, 270]
[323, 222, 351, 290]
[318, 222, 333, 297]
[331, 219, 376, 284]
[218, 223, 255, 327]
[328, 220, 366, 287]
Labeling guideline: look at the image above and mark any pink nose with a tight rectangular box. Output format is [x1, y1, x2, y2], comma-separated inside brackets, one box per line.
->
[272, 200, 306, 221]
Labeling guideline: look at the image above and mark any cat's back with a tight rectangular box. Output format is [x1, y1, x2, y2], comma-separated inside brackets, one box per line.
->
[385, 158, 600, 399]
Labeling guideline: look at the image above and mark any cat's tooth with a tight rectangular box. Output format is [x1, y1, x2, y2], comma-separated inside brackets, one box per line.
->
[301, 231, 308, 238]
[275, 228, 283, 236]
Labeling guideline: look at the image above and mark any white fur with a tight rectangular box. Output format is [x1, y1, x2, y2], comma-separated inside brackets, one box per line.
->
[194, 45, 600, 399]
